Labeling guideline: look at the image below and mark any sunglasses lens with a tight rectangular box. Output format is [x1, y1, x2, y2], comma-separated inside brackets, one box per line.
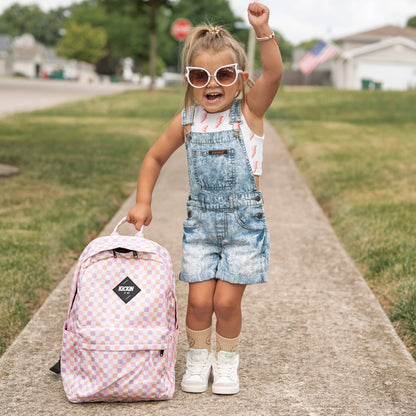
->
[189, 69, 208, 87]
[216, 67, 237, 85]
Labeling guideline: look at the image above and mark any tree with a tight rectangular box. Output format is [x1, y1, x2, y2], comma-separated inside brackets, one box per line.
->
[56, 22, 107, 64]
[0, 3, 68, 46]
[407, 16, 416, 28]
[296, 39, 320, 50]
[172, 0, 241, 29]
[0, 3, 44, 37]
[67, 1, 147, 75]
[98, 0, 173, 90]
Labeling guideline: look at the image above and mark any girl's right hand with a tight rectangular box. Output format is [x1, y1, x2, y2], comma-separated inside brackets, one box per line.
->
[248, 2, 270, 31]
[126, 202, 152, 231]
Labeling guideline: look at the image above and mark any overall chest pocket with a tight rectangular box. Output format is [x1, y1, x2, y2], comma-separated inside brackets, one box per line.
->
[192, 148, 236, 190]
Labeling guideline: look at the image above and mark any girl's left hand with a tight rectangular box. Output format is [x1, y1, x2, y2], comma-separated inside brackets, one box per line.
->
[248, 2, 270, 30]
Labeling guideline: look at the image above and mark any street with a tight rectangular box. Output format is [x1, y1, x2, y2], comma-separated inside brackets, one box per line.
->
[0, 77, 138, 117]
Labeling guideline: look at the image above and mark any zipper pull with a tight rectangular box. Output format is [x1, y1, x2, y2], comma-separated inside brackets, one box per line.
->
[159, 350, 164, 357]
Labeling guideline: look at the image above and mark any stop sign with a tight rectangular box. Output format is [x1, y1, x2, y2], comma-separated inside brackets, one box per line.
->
[171, 18, 192, 41]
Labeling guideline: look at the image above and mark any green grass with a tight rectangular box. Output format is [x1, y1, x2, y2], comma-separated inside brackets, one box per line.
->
[0, 87, 184, 355]
[2, 85, 415, 360]
[268, 87, 416, 356]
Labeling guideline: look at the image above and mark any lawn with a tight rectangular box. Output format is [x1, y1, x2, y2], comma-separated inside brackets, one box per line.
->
[1, 85, 415, 359]
[268, 87, 416, 356]
[0, 87, 184, 355]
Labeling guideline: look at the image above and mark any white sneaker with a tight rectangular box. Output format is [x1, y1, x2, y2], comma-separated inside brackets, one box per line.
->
[212, 351, 240, 395]
[181, 348, 212, 393]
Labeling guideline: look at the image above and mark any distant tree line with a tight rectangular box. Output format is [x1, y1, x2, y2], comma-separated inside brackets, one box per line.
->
[0, 0, 293, 79]
[2, 1, 413, 81]
[407, 16, 416, 28]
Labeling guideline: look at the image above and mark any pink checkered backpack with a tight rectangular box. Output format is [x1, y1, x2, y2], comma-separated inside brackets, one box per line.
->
[55, 217, 178, 402]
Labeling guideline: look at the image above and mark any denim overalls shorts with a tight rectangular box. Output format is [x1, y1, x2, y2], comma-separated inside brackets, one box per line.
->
[179, 100, 270, 285]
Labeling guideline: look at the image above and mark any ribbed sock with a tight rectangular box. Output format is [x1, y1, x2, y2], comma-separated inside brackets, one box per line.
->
[216, 332, 239, 354]
[186, 326, 212, 350]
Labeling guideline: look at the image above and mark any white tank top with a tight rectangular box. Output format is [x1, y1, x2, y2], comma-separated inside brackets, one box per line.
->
[191, 105, 264, 176]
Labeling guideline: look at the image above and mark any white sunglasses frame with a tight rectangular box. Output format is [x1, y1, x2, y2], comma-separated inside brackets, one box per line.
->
[185, 63, 243, 88]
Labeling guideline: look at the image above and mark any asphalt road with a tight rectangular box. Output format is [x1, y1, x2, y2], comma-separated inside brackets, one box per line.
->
[0, 77, 138, 117]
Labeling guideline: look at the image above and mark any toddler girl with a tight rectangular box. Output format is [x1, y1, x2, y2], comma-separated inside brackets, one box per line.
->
[127, 2, 282, 395]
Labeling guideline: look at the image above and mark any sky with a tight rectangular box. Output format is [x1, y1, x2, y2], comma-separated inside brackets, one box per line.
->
[0, 0, 415, 44]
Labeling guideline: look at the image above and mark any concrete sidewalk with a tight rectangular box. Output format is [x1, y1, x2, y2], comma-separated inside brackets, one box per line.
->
[0, 121, 415, 415]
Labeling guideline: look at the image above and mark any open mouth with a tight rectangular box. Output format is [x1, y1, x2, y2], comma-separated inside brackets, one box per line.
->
[206, 92, 223, 102]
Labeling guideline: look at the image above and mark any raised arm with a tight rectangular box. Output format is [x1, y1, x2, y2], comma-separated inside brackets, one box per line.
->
[245, 2, 283, 117]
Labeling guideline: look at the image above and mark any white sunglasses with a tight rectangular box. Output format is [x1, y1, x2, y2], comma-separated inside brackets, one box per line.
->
[185, 63, 243, 88]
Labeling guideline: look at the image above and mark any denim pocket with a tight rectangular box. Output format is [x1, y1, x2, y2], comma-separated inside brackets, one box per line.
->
[234, 205, 266, 231]
[192, 148, 236, 190]
[183, 205, 201, 229]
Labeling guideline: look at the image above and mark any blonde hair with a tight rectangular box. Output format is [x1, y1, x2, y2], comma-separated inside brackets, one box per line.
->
[181, 24, 253, 109]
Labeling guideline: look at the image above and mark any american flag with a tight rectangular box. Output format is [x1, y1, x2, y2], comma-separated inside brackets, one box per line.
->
[298, 40, 338, 75]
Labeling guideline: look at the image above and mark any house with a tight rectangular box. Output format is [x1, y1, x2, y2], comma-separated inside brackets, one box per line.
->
[12, 33, 45, 78]
[335, 25, 416, 50]
[42, 47, 96, 82]
[0, 35, 13, 75]
[332, 25, 416, 90]
[1, 32, 98, 82]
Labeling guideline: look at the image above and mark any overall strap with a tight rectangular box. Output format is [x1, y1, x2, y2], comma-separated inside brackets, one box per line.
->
[181, 105, 195, 126]
[229, 99, 242, 127]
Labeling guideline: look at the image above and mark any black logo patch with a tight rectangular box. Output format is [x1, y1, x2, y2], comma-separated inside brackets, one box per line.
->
[113, 276, 141, 304]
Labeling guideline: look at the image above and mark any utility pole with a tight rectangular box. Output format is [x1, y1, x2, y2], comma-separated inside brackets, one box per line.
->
[235, 22, 256, 77]
[247, 27, 256, 77]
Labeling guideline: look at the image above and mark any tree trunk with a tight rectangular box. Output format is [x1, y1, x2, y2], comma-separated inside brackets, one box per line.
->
[148, 0, 159, 91]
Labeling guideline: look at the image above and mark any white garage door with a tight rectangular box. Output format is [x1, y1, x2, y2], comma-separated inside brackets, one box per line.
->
[357, 62, 416, 90]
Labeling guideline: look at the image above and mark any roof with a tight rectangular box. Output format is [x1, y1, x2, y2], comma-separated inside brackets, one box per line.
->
[341, 36, 416, 59]
[336, 25, 416, 42]
[12, 34, 44, 60]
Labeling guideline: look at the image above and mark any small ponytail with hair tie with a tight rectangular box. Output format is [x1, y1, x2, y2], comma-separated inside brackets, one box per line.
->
[207, 26, 221, 36]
